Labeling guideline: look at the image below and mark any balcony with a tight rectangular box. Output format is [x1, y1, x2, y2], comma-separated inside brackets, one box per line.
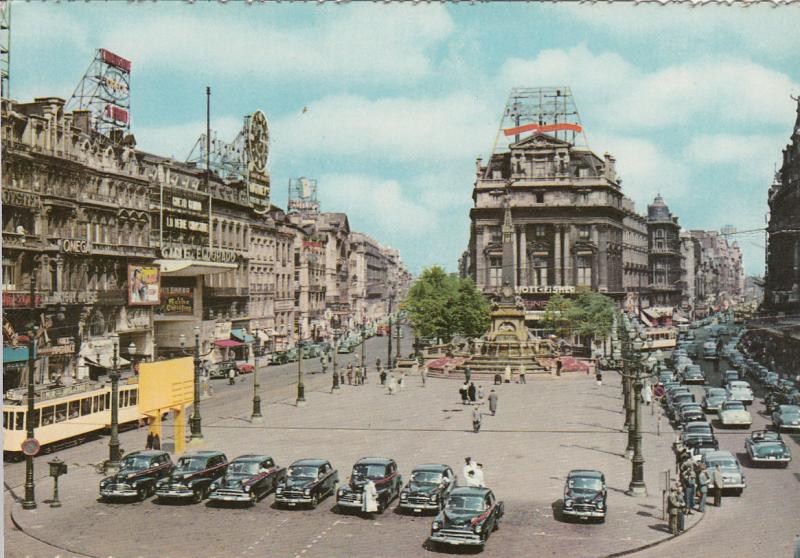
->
[2, 231, 46, 250]
[204, 286, 250, 297]
[649, 246, 681, 256]
[90, 242, 156, 258]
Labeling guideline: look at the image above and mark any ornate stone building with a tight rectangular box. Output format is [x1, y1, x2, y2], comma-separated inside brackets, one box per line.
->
[465, 133, 625, 318]
[646, 195, 683, 307]
[765, 97, 800, 313]
[621, 197, 650, 313]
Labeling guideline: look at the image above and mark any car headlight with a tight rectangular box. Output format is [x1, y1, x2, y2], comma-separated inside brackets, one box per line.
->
[430, 494, 437, 502]
[276, 487, 283, 494]
[400, 492, 408, 500]
[244, 485, 252, 492]
[596, 502, 604, 509]
[474, 524, 482, 534]
[303, 488, 311, 496]
[564, 499, 573, 508]
[432, 521, 441, 530]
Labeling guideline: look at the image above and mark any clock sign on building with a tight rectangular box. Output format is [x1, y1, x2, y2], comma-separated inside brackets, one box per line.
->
[246, 110, 270, 213]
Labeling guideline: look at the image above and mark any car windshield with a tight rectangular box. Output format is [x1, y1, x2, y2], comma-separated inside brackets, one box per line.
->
[120, 456, 152, 470]
[289, 465, 319, 479]
[707, 389, 726, 397]
[780, 407, 800, 417]
[568, 477, 603, 491]
[353, 464, 387, 480]
[229, 462, 260, 475]
[687, 424, 711, 434]
[446, 495, 485, 512]
[176, 457, 208, 472]
[755, 443, 785, 454]
[724, 402, 745, 411]
[411, 471, 443, 484]
[710, 459, 738, 470]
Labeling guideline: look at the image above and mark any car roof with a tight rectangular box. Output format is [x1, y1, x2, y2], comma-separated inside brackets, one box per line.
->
[126, 450, 168, 457]
[355, 457, 394, 465]
[567, 469, 604, 479]
[232, 454, 270, 463]
[729, 381, 749, 387]
[413, 463, 450, 472]
[183, 450, 225, 457]
[778, 405, 800, 412]
[450, 486, 491, 497]
[704, 450, 736, 461]
[291, 459, 329, 467]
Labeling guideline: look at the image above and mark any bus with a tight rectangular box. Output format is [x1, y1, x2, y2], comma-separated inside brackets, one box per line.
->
[3, 379, 145, 461]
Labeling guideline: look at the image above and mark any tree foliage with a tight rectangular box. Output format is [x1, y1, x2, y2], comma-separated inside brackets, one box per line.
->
[544, 292, 615, 342]
[402, 267, 491, 343]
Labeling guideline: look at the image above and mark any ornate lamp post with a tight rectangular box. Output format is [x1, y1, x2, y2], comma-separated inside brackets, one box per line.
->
[179, 326, 209, 443]
[297, 326, 306, 406]
[360, 317, 366, 377]
[395, 312, 402, 362]
[106, 333, 122, 473]
[22, 268, 39, 510]
[387, 291, 394, 369]
[331, 316, 341, 393]
[251, 331, 263, 423]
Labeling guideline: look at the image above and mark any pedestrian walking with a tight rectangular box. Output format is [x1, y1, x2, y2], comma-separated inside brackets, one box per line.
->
[519, 364, 526, 384]
[320, 355, 328, 374]
[356, 366, 363, 386]
[362, 365, 368, 384]
[556, 358, 563, 377]
[346, 363, 353, 385]
[697, 463, 711, 513]
[152, 433, 161, 450]
[228, 367, 236, 385]
[494, 372, 502, 385]
[146, 432, 154, 449]
[339, 369, 345, 387]
[465, 366, 472, 384]
[468, 382, 477, 403]
[420, 363, 427, 387]
[478, 385, 485, 400]
[460, 382, 469, 405]
[595, 369, 603, 387]
[504, 364, 512, 384]
[379, 367, 387, 386]
[488, 389, 498, 416]
[472, 406, 481, 433]
[643, 380, 652, 405]
[712, 463, 724, 507]
[375, 358, 381, 373]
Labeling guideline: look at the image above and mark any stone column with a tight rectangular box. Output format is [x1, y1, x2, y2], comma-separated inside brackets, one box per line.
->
[563, 225, 573, 287]
[598, 225, 608, 292]
[519, 226, 527, 286]
[475, 226, 485, 288]
[554, 226, 562, 286]
[794, 236, 800, 291]
[511, 225, 518, 288]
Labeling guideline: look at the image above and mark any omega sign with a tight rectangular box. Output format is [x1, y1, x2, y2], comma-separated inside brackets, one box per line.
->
[515, 285, 576, 295]
[59, 239, 90, 254]
[160, 245, 238, 264]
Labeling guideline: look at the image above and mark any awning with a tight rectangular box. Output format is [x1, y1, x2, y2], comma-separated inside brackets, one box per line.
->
[3, 345, 29, 363]
[155, 259, 237, 277]
[84, 354, 131, 368]
[231, 328, 255, 344]
[214, 339, 243, 348]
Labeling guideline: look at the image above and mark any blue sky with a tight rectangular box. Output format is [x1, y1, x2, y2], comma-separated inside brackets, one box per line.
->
[10, 2, 800, 276]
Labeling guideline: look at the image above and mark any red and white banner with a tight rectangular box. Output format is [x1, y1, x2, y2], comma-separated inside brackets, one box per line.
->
[100, 48, 132, 73]
[503, 122, 582, 137]
[105, 105, 129, 124]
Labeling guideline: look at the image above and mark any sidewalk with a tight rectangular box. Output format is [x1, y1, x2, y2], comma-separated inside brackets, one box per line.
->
[9, 370, 702, 558]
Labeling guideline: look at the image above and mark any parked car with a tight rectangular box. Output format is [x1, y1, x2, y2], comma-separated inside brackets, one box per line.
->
[269, 351, 289, 365]
[744, 430, 792, 467]
[398, 464, 457, 514]
[682, 366, 706, 385]
[208, 454, 286, 505]
[99, 450, 174, 501]
[721, 370, 740, 388]
[702, 342, 718, 360]
[702, 388, 728, 413]
[772, 405, 800, 432]
[561, 469, 607, 522]
[155, 451, 228, 503]
[726, 381, 754, 406]
[429, 487, 504, 548]
[681, 421, 719, 454]
[676, 402, 706, 425]
[210, 360, 238, 379]
[667, 392, 695, 419]
[275, 459, 339, 509]
[336, 457, 402, 514]
[701, 450, 746, 495]
[337, 341, 354, 354]
[718, 400, 753, 428]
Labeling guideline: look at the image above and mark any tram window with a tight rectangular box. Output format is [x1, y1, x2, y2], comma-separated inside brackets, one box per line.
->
[105, 393, 110, 409]
[69, 400, 80, 419]
[42, 407, 55, 426]
[30, 409, 40, 429]
[99, 396, 105, 412]
[122, 391, 129, 407]
[81, 397, 91, 416]
[130, 389, 137, 406]
[3, 412, 8, 429]
[15, 412, 24, 430]
[55, 403, 67, 423]
[93, 396, 99, 413]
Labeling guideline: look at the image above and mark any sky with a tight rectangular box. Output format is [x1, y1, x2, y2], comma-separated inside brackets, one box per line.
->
[9, 2, 800, 276]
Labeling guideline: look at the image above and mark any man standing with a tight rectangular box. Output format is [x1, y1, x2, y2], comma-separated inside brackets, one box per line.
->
[362, 479, 379, 514]
[697, 463, 711, 513]
[712, 463, 725, 507]
[320, 354, 328, 375]
[420, 361, 427, 387]
[668, 484, 685, 534]
[504, 364, 512, 384]
[519, 364, 526, 384]
[682, 464, 696, 514]
[379, 365, 387, 386]
[488, 389, 498, 416]
[346, 362, 353, 385]
[468, 382, 477, 403]
[375, 358, 381, 373]
[472, 405, 481, 433]
[464, 366, 472, 384]
[556, 358, 563, 377]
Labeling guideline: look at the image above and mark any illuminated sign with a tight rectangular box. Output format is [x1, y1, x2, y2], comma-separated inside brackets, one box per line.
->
[161, 286, 194, 316]
[105, 104, 129, 124]
[159, 245, 238, 264]
[59, 239, 90, 254]
[1, 189, 38, 208]
[100, 48, 132, 73]
[515, 285, 576, 294]
[165, 216, 208, 233]
[171, 196, 203, 212]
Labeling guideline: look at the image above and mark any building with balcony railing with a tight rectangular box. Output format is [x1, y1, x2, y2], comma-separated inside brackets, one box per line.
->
[647, 195, 683, 307]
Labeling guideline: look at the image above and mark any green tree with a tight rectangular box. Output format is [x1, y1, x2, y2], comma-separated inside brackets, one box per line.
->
[543, 294, 574, 338]
[565, 292, 615, 350]
[452, 277, 491, 339]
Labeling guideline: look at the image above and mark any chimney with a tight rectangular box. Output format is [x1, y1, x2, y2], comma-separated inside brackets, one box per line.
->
[72, 110, 92, 134]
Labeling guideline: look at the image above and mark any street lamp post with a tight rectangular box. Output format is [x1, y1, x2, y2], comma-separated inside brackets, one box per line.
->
[297, 327, 306, 406]
[251, 332, 263, 423]
[180, 327, 205, 443]
[360, 318, 366, 377]
[395, 313, 401, 362]
[628, 335, 656, 497]
[22, 270, 38, 510]
[387, 295, 394, 369]
[107, 333, 121, 473]
[331, 322, 340, 392]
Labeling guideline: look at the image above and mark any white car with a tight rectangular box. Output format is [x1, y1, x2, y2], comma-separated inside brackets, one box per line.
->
[718, 400, 752, 428]
[726, 381, 754, 405]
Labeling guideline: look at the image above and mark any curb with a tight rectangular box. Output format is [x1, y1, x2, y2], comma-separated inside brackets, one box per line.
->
[602, 508, 706, 558]
[9, 505, 99, 558]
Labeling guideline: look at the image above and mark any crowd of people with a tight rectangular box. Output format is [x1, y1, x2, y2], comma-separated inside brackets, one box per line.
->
[669, 441, 725, 534]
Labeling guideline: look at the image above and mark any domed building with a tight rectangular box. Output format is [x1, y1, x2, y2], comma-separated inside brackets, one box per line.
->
[647, 194, 683, 306]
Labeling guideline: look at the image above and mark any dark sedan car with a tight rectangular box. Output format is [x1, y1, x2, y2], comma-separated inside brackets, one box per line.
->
[561, 469, 607, 522]
[429, 487, 504, 548]
[208, 454, 286, 505]
[155, 451, 228, 503]
[336, 457, 402, 514]
[702, 388, 728, 413]
[398, 464, 456, 514]
[682, 366, 706, 385]
[99, 450, 173, 501]
[676, 403, 705, 425]
[275, 459, 339, 509]
[773, 405, 800, 432]
[744, 430, 792, 467]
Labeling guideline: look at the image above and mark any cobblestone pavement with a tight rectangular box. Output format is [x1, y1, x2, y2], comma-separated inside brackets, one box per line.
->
[6, 341, 706, 558]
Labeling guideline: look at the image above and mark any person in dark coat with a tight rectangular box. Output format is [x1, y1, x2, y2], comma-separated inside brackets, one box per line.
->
[459, 383, 469, 405]
[556, 359, 563, 377]
[152, 433, 161, 450]
[488, 389, 498, 416]
[464, 367, 472, 384]
[146, 432, 154, 450]
[468, 382, 477, 403]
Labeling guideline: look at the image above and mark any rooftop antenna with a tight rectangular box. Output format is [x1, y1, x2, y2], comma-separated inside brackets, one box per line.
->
[0, 0, 10, 99]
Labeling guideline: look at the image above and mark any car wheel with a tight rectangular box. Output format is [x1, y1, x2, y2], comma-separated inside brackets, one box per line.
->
[137, 487, 147, 502]
[310, 493, 319, 509]
[192, 488, 203, 504]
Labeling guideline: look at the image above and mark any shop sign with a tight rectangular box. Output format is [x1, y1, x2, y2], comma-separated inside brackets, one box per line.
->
[2, 292, 41, 307]
[160, 245, 238, 264]
[515, 285, 576, 294]
[171, 196, 203, 211]
[59, 239, 90, 254]
[165, 215, 208, 233]
[1, 188, 38, 208]
[161, 286, 194, 315]
[38, 342, 76, 356]
[128, 265, 161, 306]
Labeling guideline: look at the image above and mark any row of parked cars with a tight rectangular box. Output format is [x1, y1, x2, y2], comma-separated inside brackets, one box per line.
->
[99, 452, 505, 549]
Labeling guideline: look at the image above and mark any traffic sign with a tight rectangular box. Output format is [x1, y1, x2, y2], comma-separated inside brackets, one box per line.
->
[653, 385, 666, 399]
[21, 438, 40, 457]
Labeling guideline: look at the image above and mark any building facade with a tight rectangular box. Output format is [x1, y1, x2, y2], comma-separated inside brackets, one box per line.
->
[621, 197, 650, 313]
[765, 97, 800, 313]
[646, 195, 683, 307]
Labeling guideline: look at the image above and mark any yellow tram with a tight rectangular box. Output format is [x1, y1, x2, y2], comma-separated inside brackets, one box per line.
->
[642, 327, 678, 351]
[3, 379, 145, 461]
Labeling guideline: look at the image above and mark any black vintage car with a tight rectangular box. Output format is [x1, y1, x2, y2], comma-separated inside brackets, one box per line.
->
[155, 450, 228, 503]
[398, 463, 456, 514]
[561, 469, 607, 522]
[429, 487, 504, 548]
[275, 459, 339, 509]
[336, 457, 402, 514]
[208, 454, 286, 505]
[99, 450, 173, 501]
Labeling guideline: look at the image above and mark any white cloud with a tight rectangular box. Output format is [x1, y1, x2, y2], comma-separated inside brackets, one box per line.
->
[99, 5, 454, 85]
[685, 133, 785, 181]
[271, 93, 497, 164]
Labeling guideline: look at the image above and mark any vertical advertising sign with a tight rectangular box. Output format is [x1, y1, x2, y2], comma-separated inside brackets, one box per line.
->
[128, 265, 161, 306]
[246, 110, 271, 213]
